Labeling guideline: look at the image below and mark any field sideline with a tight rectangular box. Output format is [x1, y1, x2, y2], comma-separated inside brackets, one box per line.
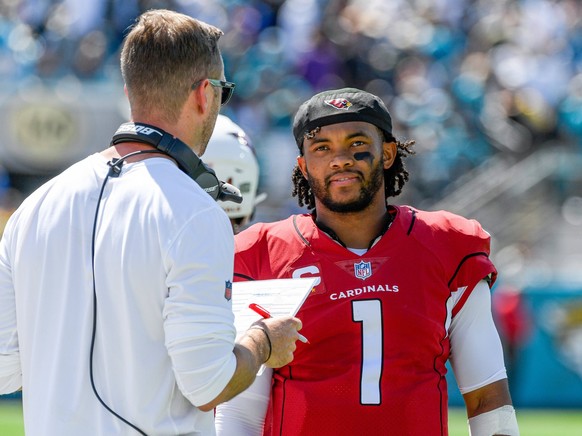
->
[1, 401, 581, 435]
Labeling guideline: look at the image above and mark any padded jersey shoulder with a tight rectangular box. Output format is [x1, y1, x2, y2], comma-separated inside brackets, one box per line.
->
[392, 205, 496, 290]
[235, 214, 314, 251]
[233, 214, 315, 281]
[400, 206, 491, 249]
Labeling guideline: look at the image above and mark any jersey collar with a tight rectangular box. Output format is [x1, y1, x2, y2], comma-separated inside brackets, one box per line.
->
[313, 207, 396, 250]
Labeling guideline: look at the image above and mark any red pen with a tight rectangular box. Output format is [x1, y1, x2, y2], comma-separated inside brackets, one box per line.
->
[249, 303, 309, 344]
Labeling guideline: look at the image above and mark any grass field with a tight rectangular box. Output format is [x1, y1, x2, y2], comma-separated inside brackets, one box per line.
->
[448, 408, 582, 436]
[1, 400, 581, 435]
[0, 401, 23, 436]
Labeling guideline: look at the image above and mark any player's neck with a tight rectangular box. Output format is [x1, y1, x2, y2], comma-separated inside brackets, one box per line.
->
[315, 204, 391, 250]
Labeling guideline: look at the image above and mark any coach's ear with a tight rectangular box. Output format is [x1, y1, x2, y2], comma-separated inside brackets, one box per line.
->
[190, 79, 213, 114]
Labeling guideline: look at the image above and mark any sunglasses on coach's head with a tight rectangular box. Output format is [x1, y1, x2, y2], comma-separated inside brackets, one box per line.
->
[191, 79, 236, 106]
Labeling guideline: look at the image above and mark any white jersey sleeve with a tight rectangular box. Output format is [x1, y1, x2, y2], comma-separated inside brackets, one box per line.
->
[0, 216, 22, 394]
[449, 280, 507, 393]
[215, 366, 273, 436]
[163, 203, 238, 407]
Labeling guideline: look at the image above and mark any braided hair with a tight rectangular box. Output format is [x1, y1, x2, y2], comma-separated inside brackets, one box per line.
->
[292, 133, 415, 211]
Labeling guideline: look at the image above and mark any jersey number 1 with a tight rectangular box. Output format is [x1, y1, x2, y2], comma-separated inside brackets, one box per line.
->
[352, 299, 383, 405]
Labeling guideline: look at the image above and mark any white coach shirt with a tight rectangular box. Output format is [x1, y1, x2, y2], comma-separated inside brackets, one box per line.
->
[0, 153, 237, 435]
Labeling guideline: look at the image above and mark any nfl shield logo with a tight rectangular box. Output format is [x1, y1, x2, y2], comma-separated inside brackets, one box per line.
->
[354, 261, 372, 280]
[224, 280, 232, 301]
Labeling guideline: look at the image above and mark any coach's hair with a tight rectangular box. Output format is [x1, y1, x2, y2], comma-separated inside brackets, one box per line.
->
[120, 9, 224, 124]
[292, 131, 416, 210]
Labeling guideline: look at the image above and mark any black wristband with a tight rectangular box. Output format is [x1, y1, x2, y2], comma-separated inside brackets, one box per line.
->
[248, 325, 272, 363]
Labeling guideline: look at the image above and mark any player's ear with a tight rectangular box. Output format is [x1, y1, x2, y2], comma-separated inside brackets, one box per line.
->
[382, 140, 397, 170]
[297, 155, 308, 178]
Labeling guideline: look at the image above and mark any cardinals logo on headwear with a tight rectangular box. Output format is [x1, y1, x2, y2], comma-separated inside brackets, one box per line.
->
[325, 98, 352, 110]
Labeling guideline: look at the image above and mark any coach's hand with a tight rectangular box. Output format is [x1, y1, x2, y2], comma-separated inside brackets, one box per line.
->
[249, 316, 303, 368]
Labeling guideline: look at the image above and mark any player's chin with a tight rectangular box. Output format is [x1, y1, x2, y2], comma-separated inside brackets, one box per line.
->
[327, 184, 362, 199]
[325, 201, 364, 215]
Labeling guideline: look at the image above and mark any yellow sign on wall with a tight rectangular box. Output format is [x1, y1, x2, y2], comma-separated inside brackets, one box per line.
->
[10, 104, 77, 166]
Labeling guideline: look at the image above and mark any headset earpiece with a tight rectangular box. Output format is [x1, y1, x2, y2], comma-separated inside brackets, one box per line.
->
[111, 122, 242, 203]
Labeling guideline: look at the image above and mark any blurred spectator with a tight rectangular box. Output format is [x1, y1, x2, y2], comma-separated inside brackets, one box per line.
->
[492, 284, 533, 385]
[0, 164, 22, 235]
[1, 0, 582, 279]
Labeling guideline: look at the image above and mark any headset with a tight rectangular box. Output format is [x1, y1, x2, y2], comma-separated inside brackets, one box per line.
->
[111, 122, 243, 203]
[90, 122, 242, 435]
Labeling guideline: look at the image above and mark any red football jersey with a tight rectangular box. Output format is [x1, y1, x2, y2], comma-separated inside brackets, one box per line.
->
[234, 206, 497, 436]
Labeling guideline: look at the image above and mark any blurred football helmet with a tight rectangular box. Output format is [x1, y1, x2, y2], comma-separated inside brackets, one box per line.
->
[204, 115, 266, 227]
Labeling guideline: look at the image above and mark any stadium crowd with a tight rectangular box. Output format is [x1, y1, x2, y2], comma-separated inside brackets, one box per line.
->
[0, 0, 581, 279]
